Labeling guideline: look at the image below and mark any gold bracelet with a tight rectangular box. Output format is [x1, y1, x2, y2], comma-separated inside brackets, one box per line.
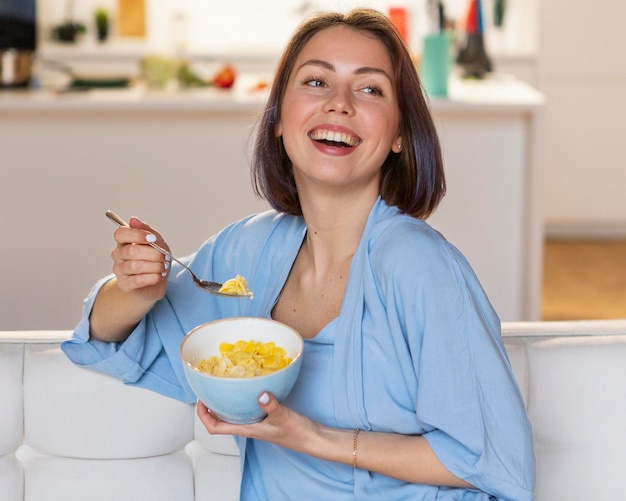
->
[352, 428, 360, 469]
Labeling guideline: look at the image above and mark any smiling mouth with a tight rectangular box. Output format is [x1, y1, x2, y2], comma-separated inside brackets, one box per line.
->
[309, 129, 361, 148]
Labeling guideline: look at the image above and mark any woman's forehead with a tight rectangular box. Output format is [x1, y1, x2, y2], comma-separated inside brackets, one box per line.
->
[294, 25, 392, 71]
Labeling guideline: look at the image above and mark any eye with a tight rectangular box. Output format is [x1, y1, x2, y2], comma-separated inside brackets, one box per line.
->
[300, 76, 327, 88]
[361, 84, 384, 96]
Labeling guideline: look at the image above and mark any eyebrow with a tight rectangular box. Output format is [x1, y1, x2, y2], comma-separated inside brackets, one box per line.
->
[296, 59, 392, 82]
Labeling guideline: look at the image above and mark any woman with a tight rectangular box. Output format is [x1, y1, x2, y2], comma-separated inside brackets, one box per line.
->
[63, 8, 534, 500]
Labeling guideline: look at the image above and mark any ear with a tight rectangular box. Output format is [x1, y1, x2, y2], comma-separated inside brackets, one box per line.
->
[275, 120, 283, 138]
[391, 135, 403, 154]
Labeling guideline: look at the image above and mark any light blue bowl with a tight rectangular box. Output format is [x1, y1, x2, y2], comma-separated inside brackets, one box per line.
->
[180, 317, 303, 424]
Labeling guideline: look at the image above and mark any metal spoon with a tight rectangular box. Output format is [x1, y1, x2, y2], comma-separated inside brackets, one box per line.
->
[105, 210, 251, 298]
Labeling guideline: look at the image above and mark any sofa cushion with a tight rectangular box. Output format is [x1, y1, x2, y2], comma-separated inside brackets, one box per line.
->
[527, 334, 626, 499]
[0, 456, 22, 501]
[24, 453, 194, 501]
[193, 449, 241, 501]
[0, 344, 24, 501]
[0, 344, 23, 455]
[23, 345, 194, 459]
[193, 414, 240, 456]
[502, 338, 529, 406]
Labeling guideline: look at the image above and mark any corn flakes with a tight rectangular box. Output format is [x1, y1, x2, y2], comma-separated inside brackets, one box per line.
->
[196, 339, 291, 378]
[218, 274, 253, 298]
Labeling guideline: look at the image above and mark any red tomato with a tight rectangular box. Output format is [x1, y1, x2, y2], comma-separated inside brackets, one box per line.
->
[214, 65, 236, 88]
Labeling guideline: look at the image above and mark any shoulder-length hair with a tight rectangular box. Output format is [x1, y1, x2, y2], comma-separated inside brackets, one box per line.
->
[251, 8, 445, 219]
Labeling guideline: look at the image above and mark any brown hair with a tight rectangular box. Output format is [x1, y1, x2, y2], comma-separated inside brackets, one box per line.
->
[251, 8, 445, 219]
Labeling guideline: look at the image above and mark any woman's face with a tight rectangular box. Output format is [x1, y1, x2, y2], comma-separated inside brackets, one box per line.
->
[276, 25, 402, 198]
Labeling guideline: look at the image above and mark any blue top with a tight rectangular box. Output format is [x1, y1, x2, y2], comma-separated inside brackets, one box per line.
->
[62, 198, 535, 500]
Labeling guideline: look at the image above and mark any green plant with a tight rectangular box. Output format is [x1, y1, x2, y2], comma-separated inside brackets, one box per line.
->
[94, 7, 109, 41]
[95, 7, 108, 24]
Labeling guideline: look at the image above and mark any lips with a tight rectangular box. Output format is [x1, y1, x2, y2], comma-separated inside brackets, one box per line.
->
[309, 128, 361, 148]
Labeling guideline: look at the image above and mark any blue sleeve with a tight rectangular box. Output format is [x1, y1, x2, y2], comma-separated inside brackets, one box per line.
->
[61, 210, 304, 404]
[61, 275, 197, 403]
[374, 222, 535, 500]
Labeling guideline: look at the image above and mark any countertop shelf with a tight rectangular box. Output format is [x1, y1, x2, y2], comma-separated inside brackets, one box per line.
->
[1, 73, 544, 114]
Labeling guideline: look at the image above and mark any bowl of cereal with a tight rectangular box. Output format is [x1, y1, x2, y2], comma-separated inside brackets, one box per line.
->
[180, 317, 304, 424]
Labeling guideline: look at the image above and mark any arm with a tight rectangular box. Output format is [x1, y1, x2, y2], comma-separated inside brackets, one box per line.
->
[371, 223, 534, 496]
[197, 395, 473, 489]
[89, 278, 159, 342]
[89, 216, 169, 343]
[314, 426, 472, 488]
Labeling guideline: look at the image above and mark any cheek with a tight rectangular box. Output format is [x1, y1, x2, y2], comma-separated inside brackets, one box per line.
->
[275, 107, 303, 149]
[281, 133, 298, 161]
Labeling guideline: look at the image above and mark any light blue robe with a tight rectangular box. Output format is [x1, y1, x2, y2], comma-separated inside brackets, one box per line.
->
[62, 197, 535, 500]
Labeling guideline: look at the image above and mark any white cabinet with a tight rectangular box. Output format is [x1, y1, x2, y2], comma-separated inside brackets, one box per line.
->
[0, 92, 270, 331]
[429, 76, 545, 321]
[0, 76, 544, 330]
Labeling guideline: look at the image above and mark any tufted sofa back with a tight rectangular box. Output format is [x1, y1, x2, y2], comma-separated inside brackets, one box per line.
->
[502, 320, 626, 500]
[2, 320, 626, 500]
[0, 331, 240, 501]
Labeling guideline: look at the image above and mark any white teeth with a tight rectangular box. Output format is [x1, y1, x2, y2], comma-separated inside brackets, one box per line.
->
[310, 130, 359, 146]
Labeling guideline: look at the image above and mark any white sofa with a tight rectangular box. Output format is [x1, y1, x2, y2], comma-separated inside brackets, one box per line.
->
[2, 320, 626, 501]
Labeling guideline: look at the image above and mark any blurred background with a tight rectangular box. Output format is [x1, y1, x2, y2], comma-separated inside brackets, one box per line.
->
[33, 0, 535, 58]
[1, 0, 625, 328]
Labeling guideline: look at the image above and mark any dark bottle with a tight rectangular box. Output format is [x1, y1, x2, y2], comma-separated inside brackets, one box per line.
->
[0, 0, 37, 87]
[456, 0, 492, 78]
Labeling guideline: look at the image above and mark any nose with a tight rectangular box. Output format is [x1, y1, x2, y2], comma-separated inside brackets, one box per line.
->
[322, 87, 354, 115]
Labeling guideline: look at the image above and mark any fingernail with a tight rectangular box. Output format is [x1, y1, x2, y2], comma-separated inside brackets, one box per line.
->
[146, 233, 157, 243]
[161, 271, 168, 277]
[164, 261, 171, 270]
[258, 392, 270, 405]
[165, 254, 172, 262]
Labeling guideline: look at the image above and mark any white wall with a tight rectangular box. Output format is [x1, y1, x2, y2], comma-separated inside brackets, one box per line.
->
[536, 0, 626, 238]
[37, 0, 536, 58]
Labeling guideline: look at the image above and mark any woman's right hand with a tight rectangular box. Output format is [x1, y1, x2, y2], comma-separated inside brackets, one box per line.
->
[89, 216, 171, 343]
[111, 216, 171, 302]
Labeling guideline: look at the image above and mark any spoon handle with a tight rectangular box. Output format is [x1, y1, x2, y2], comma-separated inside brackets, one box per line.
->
[104, 210, 127, 227]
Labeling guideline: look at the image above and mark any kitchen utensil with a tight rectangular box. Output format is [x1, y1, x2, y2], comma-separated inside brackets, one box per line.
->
[70, 74, 131, 88]
[0, 0, 36, 88]
[105, 210, 250, 298]
[37, 59, 131, 91]
[456, 0, 492, 78]
[0, 49, 34, 87]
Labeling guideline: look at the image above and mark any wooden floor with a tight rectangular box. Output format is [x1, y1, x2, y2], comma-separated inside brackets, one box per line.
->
[542, 240, 626, 320]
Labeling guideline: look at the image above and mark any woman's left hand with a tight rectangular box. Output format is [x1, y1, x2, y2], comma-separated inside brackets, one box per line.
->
[198, 392, 473, 488]
[196, 392, 321, 454]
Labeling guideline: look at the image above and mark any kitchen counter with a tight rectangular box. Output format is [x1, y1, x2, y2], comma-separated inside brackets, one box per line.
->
[0, 74, 545, 329]
[1, 73, 542, 113]
[0, 76, 270, 113]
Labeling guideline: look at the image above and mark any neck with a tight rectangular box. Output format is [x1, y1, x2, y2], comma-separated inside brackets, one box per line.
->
[298, 191, 377, 276]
